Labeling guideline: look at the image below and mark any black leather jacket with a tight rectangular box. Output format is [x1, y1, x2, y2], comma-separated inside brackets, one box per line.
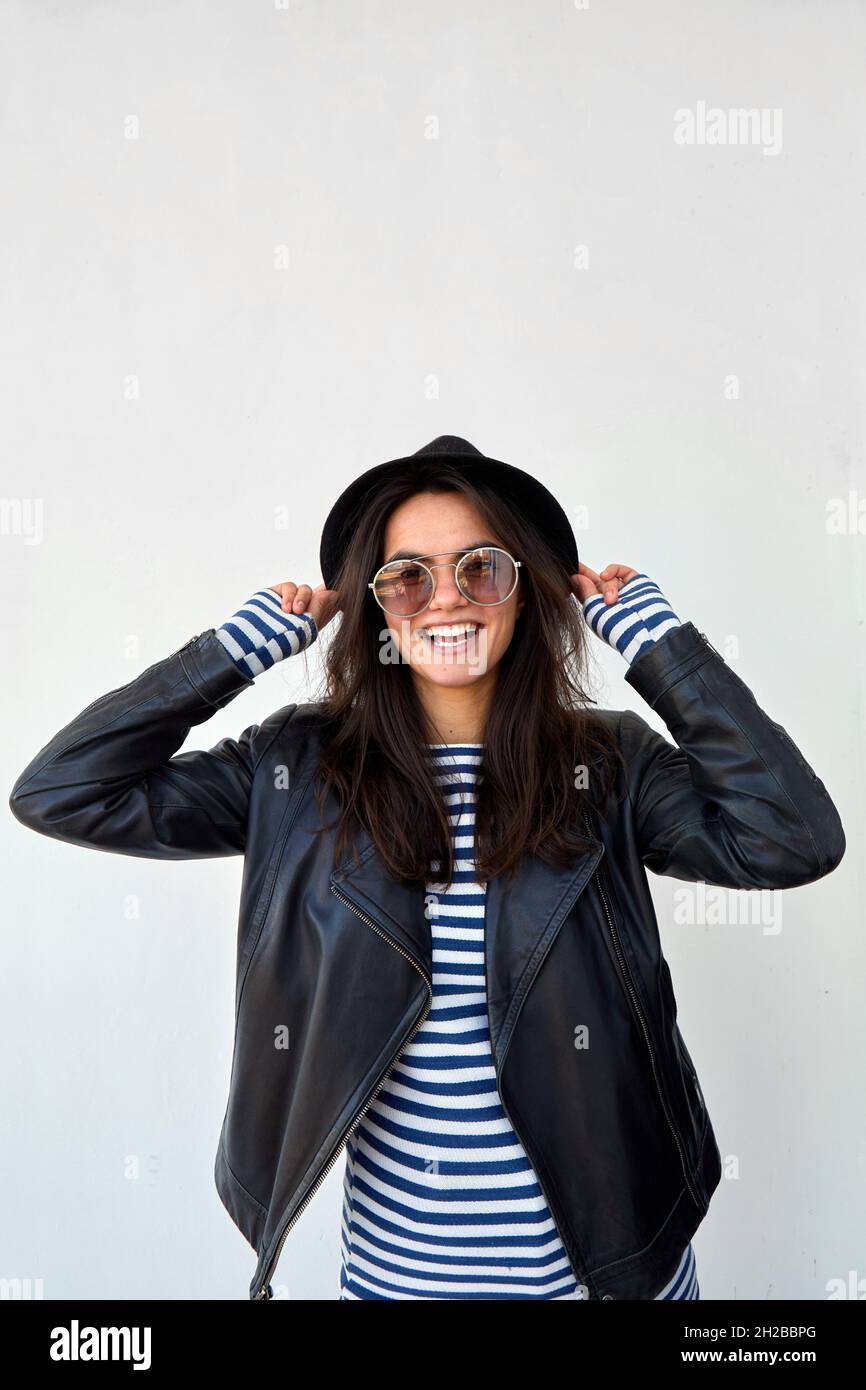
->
[9, 621, 845, 1300]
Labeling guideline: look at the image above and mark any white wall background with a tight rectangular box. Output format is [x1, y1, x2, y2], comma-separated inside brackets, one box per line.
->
[2, 0, 863, 1301]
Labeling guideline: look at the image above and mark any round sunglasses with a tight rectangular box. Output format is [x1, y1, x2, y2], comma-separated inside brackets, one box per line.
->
[369, 546, 522, 618]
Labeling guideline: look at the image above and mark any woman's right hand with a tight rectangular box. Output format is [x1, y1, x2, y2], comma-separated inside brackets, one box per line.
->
[269, 581, 341, 632]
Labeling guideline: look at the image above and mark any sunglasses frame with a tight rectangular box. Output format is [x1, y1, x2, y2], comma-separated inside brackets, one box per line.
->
[368, 546, 523, 618]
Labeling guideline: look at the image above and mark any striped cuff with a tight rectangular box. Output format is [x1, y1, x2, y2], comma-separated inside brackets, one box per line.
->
[216, 589, 318, 680]
[581, 573, 681, 665]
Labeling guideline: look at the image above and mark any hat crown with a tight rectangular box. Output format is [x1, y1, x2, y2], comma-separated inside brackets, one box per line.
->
[319, 436, 579, 589]
[411, 434, 484, 461]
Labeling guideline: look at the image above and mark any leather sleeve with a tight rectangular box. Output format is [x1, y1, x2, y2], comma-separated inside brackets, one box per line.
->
[8, 629, 296, 860]
[621, 622, 846, 888]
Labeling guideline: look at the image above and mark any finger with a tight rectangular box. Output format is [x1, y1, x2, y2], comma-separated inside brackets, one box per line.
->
[573, 564, 603, 601]
[601, 564, 642, 586]
[291, 584, 313, 612]
[571, 575, 602, 604]
[275, 583, 297, 612]
[309, 587, 339, 628]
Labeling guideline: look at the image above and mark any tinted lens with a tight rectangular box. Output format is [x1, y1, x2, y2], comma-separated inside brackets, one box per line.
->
[373, 561, 433, 614]
[458, 548, 516, 604]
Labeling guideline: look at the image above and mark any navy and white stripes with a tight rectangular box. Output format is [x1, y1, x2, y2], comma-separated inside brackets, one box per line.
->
[215, 589, 318, 680]
[582, 573, 681, 665]
[338, 743, 699, 1300]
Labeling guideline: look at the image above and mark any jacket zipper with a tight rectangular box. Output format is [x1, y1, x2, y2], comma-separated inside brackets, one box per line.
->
[591, 858, 705, 1213]
[252, 881, 433, 1300]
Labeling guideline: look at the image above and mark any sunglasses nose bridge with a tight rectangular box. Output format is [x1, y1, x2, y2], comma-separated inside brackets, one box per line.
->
[426, 560, 464, 607]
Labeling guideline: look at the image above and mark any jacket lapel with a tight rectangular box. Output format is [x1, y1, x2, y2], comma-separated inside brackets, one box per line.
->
[333, 823, 605, 1065]
[330, 827, 435, 973]
[483, 838, 604, 1064]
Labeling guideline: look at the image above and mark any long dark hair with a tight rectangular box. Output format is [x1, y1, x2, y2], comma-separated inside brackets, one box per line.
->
[306, 462, 625, 888]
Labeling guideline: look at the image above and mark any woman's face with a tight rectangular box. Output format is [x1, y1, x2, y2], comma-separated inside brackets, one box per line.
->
[377, 490, 525, 690]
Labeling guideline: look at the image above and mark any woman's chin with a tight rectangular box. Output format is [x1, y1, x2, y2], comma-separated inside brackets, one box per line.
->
[411, 659, 491, 687]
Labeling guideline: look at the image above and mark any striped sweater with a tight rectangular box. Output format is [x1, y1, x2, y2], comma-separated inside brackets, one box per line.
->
[214, 577, 699, 1299]
[579, 572, 681, 663]
[215, 587, 319, 680]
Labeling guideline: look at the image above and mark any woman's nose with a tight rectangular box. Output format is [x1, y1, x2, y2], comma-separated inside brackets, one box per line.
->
[429, 567, 464, 607]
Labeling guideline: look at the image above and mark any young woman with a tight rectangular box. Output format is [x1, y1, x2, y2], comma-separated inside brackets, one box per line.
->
[9, 436, 845, 1301]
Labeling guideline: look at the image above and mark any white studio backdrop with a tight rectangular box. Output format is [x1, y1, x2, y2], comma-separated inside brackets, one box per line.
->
[1, 0, 863, 1300]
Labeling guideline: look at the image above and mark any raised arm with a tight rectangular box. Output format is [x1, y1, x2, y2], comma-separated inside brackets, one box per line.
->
[8, 581, 334, 860]
[575, 568, 846, 889]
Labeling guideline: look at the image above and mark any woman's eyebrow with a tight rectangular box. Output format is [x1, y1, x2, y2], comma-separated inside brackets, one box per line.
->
[383, 539, 499, 565]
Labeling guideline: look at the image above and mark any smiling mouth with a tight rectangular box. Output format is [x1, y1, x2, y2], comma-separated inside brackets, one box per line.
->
[420, 622, 484, 651]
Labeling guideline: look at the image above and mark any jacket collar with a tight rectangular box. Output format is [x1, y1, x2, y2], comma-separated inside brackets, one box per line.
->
[331, 825, 604, 1066]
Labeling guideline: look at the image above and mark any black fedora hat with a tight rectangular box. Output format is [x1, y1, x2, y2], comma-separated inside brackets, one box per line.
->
[319, 434, 580, 590]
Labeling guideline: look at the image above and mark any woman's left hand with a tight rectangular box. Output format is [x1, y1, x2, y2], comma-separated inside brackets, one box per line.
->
[570, 562, 640, 606]
[569, 563, 683, 665]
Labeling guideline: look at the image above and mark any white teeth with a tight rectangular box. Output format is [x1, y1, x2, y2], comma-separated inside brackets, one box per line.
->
[423, 624, 480, 646]
[423, 623, 480, 638]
